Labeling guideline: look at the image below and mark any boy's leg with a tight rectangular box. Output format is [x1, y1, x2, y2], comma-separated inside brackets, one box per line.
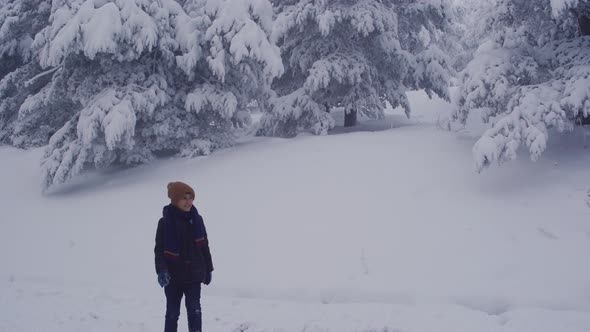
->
[184, 282, 202, 332]
[164, 282, 184, 332]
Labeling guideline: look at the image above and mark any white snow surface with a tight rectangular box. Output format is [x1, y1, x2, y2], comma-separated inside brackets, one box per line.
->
[2, 91, 590, 331]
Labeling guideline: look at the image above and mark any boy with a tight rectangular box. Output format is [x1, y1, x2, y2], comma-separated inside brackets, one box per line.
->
[154, 182, 214, 332]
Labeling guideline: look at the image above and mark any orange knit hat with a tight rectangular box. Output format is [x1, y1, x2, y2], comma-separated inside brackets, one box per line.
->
[167, 181, 195, 206]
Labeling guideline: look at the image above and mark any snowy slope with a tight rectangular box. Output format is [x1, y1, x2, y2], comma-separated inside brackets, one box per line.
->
[1, 91, 590, 331]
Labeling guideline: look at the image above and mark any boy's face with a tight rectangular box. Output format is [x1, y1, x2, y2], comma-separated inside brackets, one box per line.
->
[177, 193, 194, 212]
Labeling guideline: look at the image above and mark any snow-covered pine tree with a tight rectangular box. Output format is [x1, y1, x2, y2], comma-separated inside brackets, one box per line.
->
[0, 0, 51, 77]
[450, 0, 498, 73]
[257, 0, 453, 137]
[177, 0, 283, 141]
[0, 0, 54, 147]
[29, 0, 282, 190]
[453, 0, 590, 172]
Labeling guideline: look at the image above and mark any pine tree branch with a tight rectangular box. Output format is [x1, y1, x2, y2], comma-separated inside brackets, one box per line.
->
[23, 64, 62, 87]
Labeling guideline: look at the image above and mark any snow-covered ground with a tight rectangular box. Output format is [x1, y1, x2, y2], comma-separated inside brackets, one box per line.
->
[2, 91, 590, 331]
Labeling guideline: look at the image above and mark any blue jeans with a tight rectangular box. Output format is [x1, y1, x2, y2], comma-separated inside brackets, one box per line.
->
[164, 282, 202, 332]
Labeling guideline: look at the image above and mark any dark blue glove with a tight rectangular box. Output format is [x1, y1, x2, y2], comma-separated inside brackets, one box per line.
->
[203, 271, 212, 285]
[157, 271, 171, 288]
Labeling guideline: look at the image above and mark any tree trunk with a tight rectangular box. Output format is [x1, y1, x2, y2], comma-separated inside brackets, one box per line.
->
[577, 14, 589, 125]
[344, 105, 357, 127]
[580, 14, 590, 36]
